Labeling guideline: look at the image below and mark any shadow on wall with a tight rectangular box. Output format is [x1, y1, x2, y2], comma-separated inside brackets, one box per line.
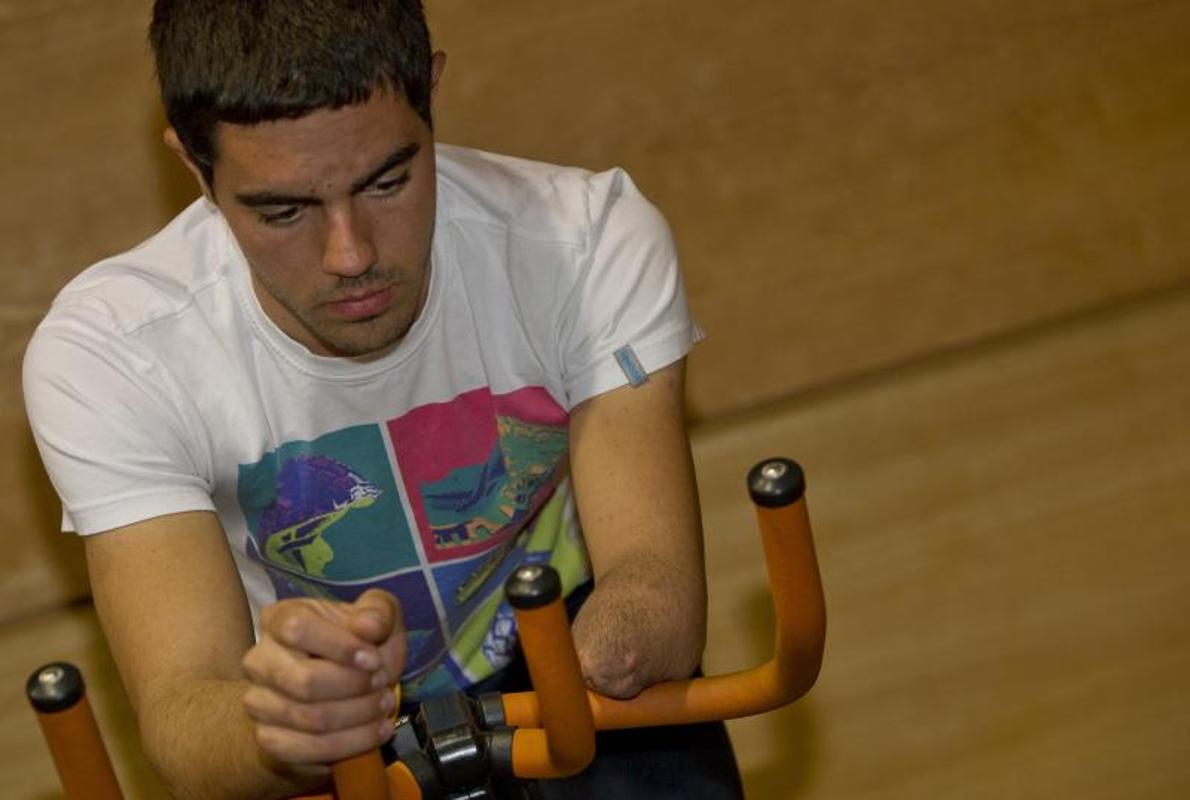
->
[15, 426, 90, 617]
[743, 701, 821, 799]
[83, 625, 170, 799]
[734, 586, 824, 798]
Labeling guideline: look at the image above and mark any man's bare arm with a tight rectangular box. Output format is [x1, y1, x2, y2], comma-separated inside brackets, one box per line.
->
[567, 359, 707, 698]
[85, 511, 402, 800]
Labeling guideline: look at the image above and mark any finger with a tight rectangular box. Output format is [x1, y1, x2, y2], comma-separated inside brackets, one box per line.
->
[243, 637, 385, 702]
[347, 590, 408, 683]
[254, 715, 395, 766]
[347, 589, 402, 644]
[375, 629, 407, 689]
[243, 684, 396, 734]
[261, 601, 381, 670]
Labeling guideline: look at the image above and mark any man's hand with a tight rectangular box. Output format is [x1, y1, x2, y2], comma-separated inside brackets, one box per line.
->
[241, 589, 406, 769]
[85, 513, 405, 799]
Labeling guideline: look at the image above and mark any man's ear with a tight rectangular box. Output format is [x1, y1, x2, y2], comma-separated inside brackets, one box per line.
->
[430, 50, 447, 95]
[163, 127, 216, 203]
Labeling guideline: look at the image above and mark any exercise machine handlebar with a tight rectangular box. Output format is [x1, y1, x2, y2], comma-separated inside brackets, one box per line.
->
[326, 456, 825, 799]
[29, 457, 825, 800]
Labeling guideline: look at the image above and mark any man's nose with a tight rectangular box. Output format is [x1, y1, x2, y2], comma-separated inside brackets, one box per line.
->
[322, 206, 377, 277]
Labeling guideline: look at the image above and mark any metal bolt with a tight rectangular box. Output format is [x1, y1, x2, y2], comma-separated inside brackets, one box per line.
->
[761, 461, 788, 481]
[38, 666, 65, 688]
[516, 564, 544, 582]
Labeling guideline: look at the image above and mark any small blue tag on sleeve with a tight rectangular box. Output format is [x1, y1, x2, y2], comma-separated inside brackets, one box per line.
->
[614, 345, 649, 387]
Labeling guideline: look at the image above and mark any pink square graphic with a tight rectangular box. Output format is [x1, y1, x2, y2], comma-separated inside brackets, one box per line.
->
[387, 387, 569, 563]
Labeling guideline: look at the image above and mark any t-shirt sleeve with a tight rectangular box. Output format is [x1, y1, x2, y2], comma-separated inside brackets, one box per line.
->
[22, 304, 215, 535]
[557, 168, 704, 409]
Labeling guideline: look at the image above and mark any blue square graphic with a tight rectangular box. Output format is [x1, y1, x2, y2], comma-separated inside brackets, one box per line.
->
[238, 424, 419, 582]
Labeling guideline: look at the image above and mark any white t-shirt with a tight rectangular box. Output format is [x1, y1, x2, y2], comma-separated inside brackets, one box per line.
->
[23, 144, 701, 697]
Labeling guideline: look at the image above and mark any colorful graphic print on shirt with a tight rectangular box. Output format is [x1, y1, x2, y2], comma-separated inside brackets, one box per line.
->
[236, 387, 589, 697]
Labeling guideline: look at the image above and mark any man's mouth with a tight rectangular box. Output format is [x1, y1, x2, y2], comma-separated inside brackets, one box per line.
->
[325, 286, 394, 320]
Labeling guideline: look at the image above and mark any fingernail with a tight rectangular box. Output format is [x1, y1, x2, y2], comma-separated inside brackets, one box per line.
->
[370, 669, 389, 690]
[380, 691, 395, 713]
[354, 649, 380, 671]
[358, 608, 385, 625]
[380, 719, 395, 741]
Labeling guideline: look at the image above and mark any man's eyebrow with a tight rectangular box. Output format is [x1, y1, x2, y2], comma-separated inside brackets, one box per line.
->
[350, 142, 421, 193]
[234, 188, 319, 208]
[233, 142, 422, 208]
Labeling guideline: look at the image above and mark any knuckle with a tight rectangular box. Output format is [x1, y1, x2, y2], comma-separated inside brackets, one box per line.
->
[279, 614, 306, 644]
[254, 724, 282, 754]
[276, 665, 315, 700]
[374, 717, 394, 746]
[291, 669, 319, 701]
[364, 589, 399, 618]
[293, 703, 329, 733]
[241, 651, 260, 678]
[241, 686, 266, 716]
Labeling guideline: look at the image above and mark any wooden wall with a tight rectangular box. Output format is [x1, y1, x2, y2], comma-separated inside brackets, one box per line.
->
[2, 0, 176, 621]
[2, 1, 1188, 797]
[428, 0, 1190, 416]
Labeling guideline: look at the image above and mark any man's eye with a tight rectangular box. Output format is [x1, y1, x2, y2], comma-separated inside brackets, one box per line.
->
[370, 172, 411, 196]
[260, 207, 302, 226]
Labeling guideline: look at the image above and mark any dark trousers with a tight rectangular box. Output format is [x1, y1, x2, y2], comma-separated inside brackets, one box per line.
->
[467, 582, 745, 799]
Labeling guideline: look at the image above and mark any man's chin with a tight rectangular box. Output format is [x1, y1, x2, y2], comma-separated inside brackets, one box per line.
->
[312, 319, 410, 360]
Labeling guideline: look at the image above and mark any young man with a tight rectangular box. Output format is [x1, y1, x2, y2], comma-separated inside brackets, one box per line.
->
[23, 1, 742, 798]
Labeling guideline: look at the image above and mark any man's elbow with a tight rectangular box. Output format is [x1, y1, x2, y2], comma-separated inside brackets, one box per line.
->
[134, 678, 258, 800]
[580, 629, 703, 699]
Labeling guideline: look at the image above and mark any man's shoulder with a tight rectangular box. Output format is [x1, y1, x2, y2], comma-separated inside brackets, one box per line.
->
[436, 144, 600, 245]
[44, 199, 233, 338]
[436, 145, 665, 249]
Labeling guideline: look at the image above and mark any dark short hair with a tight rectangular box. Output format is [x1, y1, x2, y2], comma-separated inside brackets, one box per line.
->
[150, 0, 434, 186]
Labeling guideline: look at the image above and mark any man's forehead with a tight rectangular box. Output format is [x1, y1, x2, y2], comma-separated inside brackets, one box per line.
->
[211, 89, 425, 188]
[216, 89, 412, 149]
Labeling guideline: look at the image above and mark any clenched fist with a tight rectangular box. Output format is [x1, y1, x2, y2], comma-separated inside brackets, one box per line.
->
[241, 589, 406, 768]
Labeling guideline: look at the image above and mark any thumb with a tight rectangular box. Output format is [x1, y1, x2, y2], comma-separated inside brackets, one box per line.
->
[351, 590, 408, 686]
[348, 588, 403, 644]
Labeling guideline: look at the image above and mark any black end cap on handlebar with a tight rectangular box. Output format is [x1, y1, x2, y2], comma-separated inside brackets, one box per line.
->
[26, 662, 85, 713]
[505, 563, 562, 610]
[747, 458, 806, 508]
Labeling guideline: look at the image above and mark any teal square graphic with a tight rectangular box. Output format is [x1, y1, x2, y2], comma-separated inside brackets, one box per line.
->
[238, 424, 419, 581]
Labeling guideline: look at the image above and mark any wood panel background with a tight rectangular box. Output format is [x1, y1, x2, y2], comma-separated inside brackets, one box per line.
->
[2, 0, 1188, 797]
[427, 0, 1190, 415]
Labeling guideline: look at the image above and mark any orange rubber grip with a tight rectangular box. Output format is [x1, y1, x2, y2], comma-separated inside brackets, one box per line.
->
[503, 495, 825, 732]
[507, 594, 596, 779]
[33, 692, 124, 800]
[331, 750, 391, 800]
[324, 585, 599, 793]
[301, 756, 422, 800]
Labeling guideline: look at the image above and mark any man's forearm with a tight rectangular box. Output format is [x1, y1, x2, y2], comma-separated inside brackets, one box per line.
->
[571, 554, 707, 698]
[138, 677, 328, 800]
